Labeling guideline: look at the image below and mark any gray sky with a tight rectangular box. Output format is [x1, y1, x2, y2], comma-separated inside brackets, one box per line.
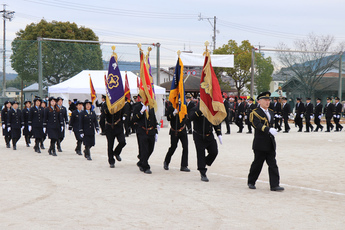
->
[2, 0, 345, 73]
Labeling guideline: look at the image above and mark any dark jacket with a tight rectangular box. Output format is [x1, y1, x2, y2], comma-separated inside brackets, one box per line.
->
[295, 102, 305, 115]
[22, 107, 32, 135]
[2, 108, 11, 136]
[323, 103, 335, 119]
[166, 105, 187, 135]
[314, 103, 323, 116]
[79, 110, 99, 136]
[132, 104, 158, 136]
[69, 110, 82, 134]
[273, 102, 281, 116]
[305, 103, 314, 116]
[103, 105, 124, 135]
[249, 108, 275, 151]
[44, 107, 63, 139]
[281, 103, 291, 120]
[236, 102, 245, 117]
[7, 108, 23, 139]
[29, 106, 45, 138]
[335, 102, 342, 116]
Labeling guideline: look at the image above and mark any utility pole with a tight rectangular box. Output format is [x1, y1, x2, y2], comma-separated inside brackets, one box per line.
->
[155, 42, 161, 85]
[198, 14, 218, 52]
[0, 4, 15, 97]
[250, 48, 255, 98]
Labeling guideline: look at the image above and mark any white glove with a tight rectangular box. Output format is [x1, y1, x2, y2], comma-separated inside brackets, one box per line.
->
[244, 115, 247, 119]
[7, 127, 11, 132]
[294, 113, 296, 116]
[279, 115, 282, 118]
[321, 114, 323, 117]
[333, 115, 337, 118]
[66, 124, 69, 130]
[300, 114, 303, 118]
[69, 130, 72, 134]
[80, 133, 84, 138]
[61, 126, 64, 132]
[43, 127, 46, 133]
[2, 124, 5, 129]
[239, 115, 242, 119]
[122, 117, 126, 121]
[269, 128, 278, 136]
[274, 114, 278, 118]
[97, 130, 100, 134]
[157, 124, 161, 132]
[310, 116, 313, 119]
[173, 109, 178, 116]
[155, 133, 158, 142]
[318, 115, 321, 119]
[218, 135, 223, 145]
[28, 126, 32, 132]
[337, 115, 340, 119]
[140, 105, 147, 113]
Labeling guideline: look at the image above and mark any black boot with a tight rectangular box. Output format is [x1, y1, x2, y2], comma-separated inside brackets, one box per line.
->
[12, 139, 17, 150]
[5, 136, 11, 148]
[25, 136, 30, 147]
[40, 141, 45, 149]
[85, 146, 92, 160]
[56, 139, 62, 152]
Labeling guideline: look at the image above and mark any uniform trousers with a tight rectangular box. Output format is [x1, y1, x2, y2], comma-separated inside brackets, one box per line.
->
[106, 128, 126, 165]
[248, 149, 280, 188]
[283, 117, 290, 131]
[314, 116, 323, 131]
[326, 117, 334, 131]
[164, 131, 188, 167]
[334, 117, 343, 131]
[137, 133, 155, 171]
[305, 115, 314, 131]
[193, 133, 218, 175]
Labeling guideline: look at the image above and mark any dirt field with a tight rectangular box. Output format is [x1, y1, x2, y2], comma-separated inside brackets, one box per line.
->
[0, 123, 344, 229]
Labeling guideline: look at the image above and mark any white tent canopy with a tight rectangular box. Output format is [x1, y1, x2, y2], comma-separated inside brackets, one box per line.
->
[48, 70, 166, 119]
[180, 52, 234, 68]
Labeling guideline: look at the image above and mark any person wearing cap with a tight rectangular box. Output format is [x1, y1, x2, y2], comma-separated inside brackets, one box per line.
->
[79, 99, 99, 161]
[7, 101, 23, 150]
[304, 97, 314, 132]
[29, 97, 45, 153]
[294, 97, 305, 132]
[323, 97, 335, 132]
[245, 97, 256, 134]
[69, 101, 84, 155]
[189, 103, 222, 182]
[40, 100, 47, 149]
[44, 97, 64, 156]
[272, 97, 282, 132]
[2, 101, 12, 148]
[68, 99, 77, 112]
[22, 100, 32, 147]
[313, 98, 324, 132]
[57, 97, 68, 152]
[222, 95, 231, 134]
[334, 97, 343, 132]
[235, 97, 245, 133]
[186, 93, 195, 134]
[281, 97, 291, 133]
[248, 91, 284, 191]
[95, 94, 107, 135]
[103, 99, 128, 168]
[132, 99, 159, 174]
[163, 104, 190, 172]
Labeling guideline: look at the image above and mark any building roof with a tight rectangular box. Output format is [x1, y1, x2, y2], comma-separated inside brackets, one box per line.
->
[6, 87, 20, 92]
[23, 83, 47, 92]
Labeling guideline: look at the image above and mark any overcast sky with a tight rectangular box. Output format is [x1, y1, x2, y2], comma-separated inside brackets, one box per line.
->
[2, 0, 345, 73]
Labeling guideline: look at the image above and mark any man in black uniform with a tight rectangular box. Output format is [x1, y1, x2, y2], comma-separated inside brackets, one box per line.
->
[304, 97, 314, 132]
[163, 105, 190, 172]
[245, 98, 256, 134]
[281, 97, 291, 133]
[294, 97, 305, 132]
[7, 101, 23, 150]
[222, 96, 231, 134]
[95, 95, 106, 135]
[189, 104, 222, 182]
[123, 100, 132, 137]
[272, 97, 282, 132]
[2, 101, 12, 148]
[186, 93, 195, 134]
[22, 100, 32, 147]
[334, 97, 343, 132]
[235, 97, 245, 133]
[132, 102, 158, 174]
[69, 101, 83, 155]
[57, 97, 68, 152]
[130, 96, 141, 134]
[229, 98, 235, 123]
[313, 98, 323, 132]
[324, 97, 335, 132]
[103, 102, 127, 168]
[29, 97, 45, 153]
[247, 91, 284, 191]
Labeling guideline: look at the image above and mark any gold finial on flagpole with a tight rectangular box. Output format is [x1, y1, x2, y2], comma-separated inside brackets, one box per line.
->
[137, 43, 142, 51]
[112, 45, 116, 53]
[147, 46, 152, 56]
[177, 50, 181, 58]
[111, 45, 118, 61]
[204, 41, 210, 56]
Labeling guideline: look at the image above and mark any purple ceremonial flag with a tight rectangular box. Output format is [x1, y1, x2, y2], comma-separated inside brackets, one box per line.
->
[147, 56, 156, 98]
[105, 55, 125, 114]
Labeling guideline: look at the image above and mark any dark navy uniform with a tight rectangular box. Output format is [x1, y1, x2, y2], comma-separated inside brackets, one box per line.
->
[104, 104, 126, 167]
[57, 104, 68, 152]
[22, 106, 32, 147]
[7, 107, 23, 150]
[223, 98, 231, 134]
[163, 105, 189, 171]
[235, 100, 245, 133]
[324, 99, 335, 132]
[334, 98, 343, 131]
[69, 107, 83, 155]
[186, 98, 195, 134]
[189, 104, 221, 181]
[294, 99, 305, 132]
[272, 100, 282, 131]
[245, 100, 256, 133]
[29, 103, 45, 153]
[44, 105, 63, 156]
[313, 100, 323, 132]
[2, 103, 12, 148]
[79, 105, 99, 160]
[123, 101, 131, 137]
[132, 103, 158, 173]
[95, 97, 106, 134]
[281, 99, 291, 132]
[304, 100, 314, 132]
[247, 92, 283, 191]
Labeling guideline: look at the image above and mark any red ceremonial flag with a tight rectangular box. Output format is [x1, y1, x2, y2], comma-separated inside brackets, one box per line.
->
[199, 50, 227, 125]
[124, 71, 131, 102]
[89, 74, 97, 104]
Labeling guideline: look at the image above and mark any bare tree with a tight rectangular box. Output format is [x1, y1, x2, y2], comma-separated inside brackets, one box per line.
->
[277, 33, 341, 99]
